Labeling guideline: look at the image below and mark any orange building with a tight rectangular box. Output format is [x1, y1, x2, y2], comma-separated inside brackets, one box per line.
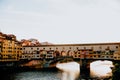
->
[0, 32, 22, 61]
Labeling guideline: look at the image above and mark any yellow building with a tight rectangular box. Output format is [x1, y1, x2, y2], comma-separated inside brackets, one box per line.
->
[0, 32, 22, 61]
[0, 41, 2, 59]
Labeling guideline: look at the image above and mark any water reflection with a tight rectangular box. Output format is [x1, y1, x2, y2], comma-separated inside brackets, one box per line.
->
[0, 60, 120, 80]
[15, 71, 59, 80]
[0, 70, 61, 80]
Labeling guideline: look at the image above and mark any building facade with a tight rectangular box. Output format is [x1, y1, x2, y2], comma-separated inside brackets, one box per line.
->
[21, 42, 120, 60]
[0, 32, 22, 61]
[113, 48, 120, 60]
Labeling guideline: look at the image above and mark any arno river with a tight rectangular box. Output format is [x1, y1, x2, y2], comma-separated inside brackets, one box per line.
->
[0, 68, 62, 80]
[0, 67, 88, 80]
[0, 61, 120, 80]
[0, 68, 119, 80]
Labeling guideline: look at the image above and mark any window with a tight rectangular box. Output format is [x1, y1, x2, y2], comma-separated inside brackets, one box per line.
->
[37, 48, 39, 50]
[97, 51, 101, 54]
[102, 56, 104, 58]
[116, 46, 118, 49]
[94, 55, 96, 57]
[47, 55, 52, 57]
[99, 46, 102, 49]
[106, 46, 110, 50]
[94, 51, 96, 54]
[37, 55, 39, 57]
[78, 52, 80, 54]
[106, 56, 109, 58]
[84, 47, 86, 49]
[37, 51, 39, 54]
[76, 47, 79, 49]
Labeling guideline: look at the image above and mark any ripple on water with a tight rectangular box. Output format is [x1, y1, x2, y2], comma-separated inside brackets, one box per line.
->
[13, 71, 61, 80]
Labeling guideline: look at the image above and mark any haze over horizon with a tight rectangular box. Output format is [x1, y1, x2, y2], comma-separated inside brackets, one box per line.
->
[0, 0, 120, 44]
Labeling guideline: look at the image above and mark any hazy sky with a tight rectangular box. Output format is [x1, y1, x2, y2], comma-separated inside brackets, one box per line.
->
[0, 0, 120, 44]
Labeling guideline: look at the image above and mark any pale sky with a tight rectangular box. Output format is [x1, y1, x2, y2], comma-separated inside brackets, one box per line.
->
[0, 0, 120, 44]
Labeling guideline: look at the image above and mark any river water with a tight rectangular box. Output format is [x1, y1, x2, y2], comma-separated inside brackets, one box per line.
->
[0, 61, 120, 80]
[0, 67, 119, 80]
[0, 68, 63, 80]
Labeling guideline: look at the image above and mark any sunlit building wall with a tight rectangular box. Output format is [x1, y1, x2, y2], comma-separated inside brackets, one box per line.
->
[0, 42, 2, 59]
[0, 32, 22, 61]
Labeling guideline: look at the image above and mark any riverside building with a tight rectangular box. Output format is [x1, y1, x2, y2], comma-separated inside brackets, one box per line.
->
[21, 42, 120, 60]
[0, 32, 22, 61]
